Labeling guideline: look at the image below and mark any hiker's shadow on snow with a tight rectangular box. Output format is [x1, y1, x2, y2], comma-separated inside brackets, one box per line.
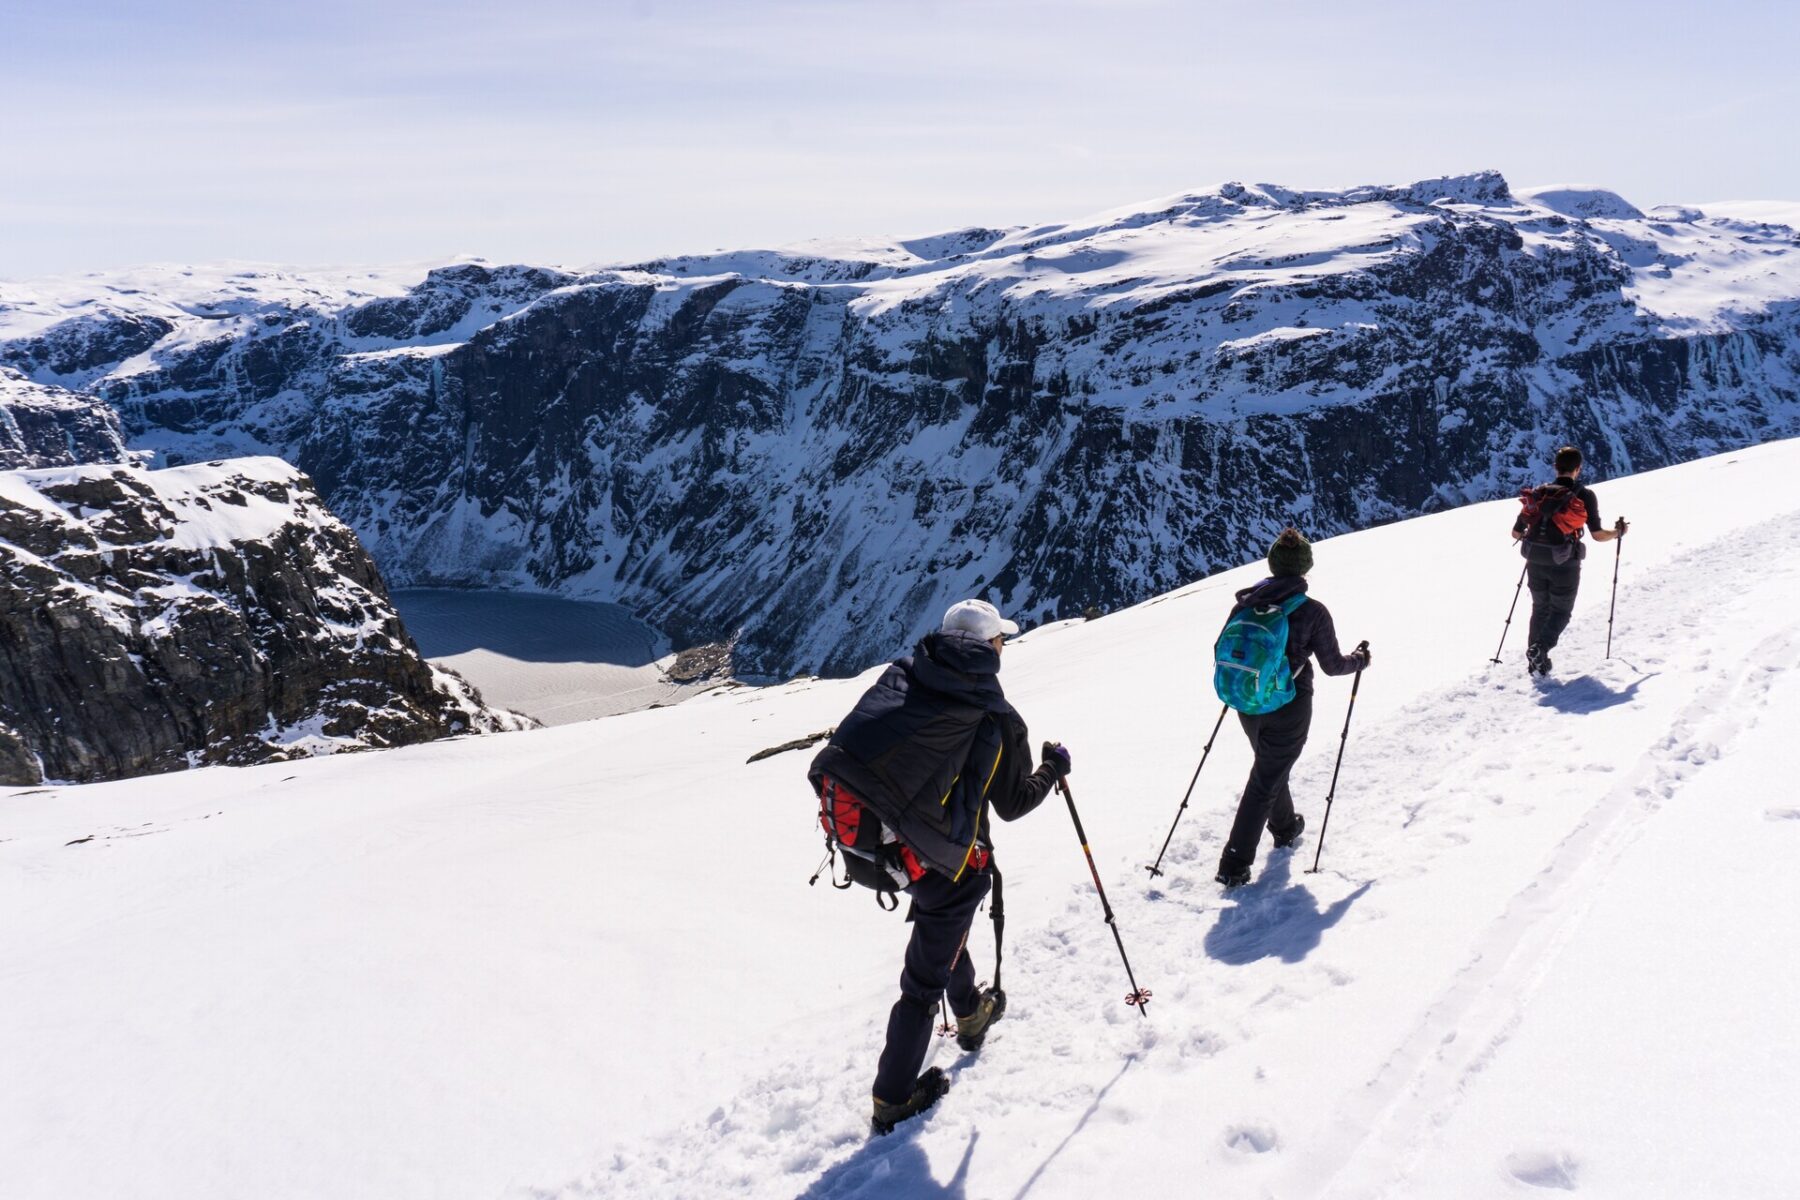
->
[794, 1126, 976, 1200]
[1203, 854, 1371, 965]
[1534, 672, 1657, 714]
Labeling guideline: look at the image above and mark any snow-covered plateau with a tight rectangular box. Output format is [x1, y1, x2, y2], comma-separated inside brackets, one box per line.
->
[4, 438, 1798, 1199]
[4, 171, 1798, 676]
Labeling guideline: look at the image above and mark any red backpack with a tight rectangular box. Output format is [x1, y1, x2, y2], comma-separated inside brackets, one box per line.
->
[1518, 484, 1588, 542]
[813, 775, 990, 907]
[815, 776, 930, 904]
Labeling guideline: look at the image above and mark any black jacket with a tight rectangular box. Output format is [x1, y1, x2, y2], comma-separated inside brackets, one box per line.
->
[1230, 576, 1361, 697]
[809, 630, 1054, 877]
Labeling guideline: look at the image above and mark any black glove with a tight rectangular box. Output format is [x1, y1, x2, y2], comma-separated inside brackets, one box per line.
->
[1615, 517, 1629, 536]
[1354, 642, 1372, 670]
[1041, 741, 1071, 779]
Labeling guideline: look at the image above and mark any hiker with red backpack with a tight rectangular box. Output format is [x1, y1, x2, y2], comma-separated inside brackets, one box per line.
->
[1213, 529, 1370, 889]
[1512, 445, 1628, 675]
[809, 599, 1069, 1135]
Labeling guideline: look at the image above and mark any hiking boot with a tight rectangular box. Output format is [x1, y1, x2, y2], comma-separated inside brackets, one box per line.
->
[1271, 813, 1306, 850]
[1526, 643, 1550, 675]
[955, 986, 1007, 1052]
[871, 1066, 949, 1135]
[1215, 863, 1252, 888]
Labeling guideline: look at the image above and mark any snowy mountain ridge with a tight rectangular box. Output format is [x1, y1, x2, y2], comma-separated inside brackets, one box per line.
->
[4, 171, 1799, 676]
[7, 173, 1793, 338]
[4, 437, 1798, 1198]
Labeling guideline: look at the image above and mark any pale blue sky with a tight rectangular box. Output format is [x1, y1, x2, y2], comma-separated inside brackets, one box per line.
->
[3, 0, 1795, 278]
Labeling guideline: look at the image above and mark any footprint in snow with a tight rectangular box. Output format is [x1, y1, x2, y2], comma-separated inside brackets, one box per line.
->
[1222, 1123, 1279, 1155]
[1504, 1149, 1581, 1190]
[1766, 807, 1800, 822]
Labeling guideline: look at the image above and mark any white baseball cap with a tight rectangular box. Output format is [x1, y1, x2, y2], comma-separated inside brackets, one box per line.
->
[941, 599, 1020, 641]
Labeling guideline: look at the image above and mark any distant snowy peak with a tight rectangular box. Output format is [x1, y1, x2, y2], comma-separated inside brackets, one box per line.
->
[6, 171, 1796, 356]
[0, 262, 580, 394]
[629, 172, 1523, 285]
[1517, 184, 1647, 221]
[0, 262, 430, 339]
[595, 169, 1799, 333]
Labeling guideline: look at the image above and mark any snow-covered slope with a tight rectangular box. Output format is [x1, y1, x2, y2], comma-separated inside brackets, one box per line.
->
[4, 438, 1797, 1199]
[1690, 200, 1800, 231]
[4, 173, 1799, 677]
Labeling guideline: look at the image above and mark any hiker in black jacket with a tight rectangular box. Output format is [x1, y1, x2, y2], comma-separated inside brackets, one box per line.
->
[1216, 529, 1369, 888]
[809, 599, 1068, 1135]
[1511, 445, 1628, 675]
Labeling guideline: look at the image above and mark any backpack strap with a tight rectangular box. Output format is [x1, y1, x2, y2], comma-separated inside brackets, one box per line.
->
[1237, 590, 1309, 617]
[807, 843, 853, 891]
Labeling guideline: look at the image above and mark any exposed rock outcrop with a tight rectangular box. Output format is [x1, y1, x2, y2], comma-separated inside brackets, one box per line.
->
[0, 457, 529, 784]
[0, 367, 130, 469]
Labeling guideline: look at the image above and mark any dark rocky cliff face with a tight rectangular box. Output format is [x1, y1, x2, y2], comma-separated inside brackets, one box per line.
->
[5, 174, 1799, 676]
[0, 458, 528, 785]
[0, 368, 130, 469]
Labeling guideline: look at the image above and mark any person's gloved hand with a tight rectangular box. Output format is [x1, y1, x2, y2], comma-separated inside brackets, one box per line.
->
[1041, 741, 1072, 779]
[1615, 517, 1630, 536]
[1354, 643, 1373, 670]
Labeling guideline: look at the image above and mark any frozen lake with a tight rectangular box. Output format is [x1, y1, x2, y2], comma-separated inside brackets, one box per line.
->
[391, 589, 701, 726]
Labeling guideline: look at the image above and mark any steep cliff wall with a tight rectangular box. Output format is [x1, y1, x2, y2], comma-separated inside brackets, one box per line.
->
[0, 367, 129, 469]
[0, 457, 528, 784]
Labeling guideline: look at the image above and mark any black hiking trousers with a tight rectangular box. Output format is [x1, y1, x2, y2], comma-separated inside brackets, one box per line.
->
[872, 867, 991, 1105]
[1219, 692, 1313, 874]
[1526, 554, 1583, 652]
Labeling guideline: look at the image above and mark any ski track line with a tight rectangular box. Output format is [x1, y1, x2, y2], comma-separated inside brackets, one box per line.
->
[1297, 521, 1800, 1199]
[531, 514, 1800, 1200]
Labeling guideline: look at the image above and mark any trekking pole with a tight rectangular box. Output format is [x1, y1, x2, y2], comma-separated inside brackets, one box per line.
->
[1605, 519, 1626, 658]
[1146, 703, 1229, 878]
[1307, 640, 1369, 875]
[1489, 562, 1528, 664]
[1056, 776, 1152, 1015]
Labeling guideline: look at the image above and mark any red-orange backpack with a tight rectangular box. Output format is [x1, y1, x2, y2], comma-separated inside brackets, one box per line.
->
[1518, 484, 1588, 542]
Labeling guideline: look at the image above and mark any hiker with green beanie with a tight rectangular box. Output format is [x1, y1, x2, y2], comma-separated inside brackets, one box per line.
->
[1214, 528, 1370, 888]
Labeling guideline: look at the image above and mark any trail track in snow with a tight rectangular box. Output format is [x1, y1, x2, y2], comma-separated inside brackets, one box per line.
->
[1298, 514, 1800, 1198]
[535, 508, 1800, 1200]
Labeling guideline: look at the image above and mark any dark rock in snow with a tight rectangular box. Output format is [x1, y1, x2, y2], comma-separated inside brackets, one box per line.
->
[666, 642, 733, 683]
[0, 368, 131, 469]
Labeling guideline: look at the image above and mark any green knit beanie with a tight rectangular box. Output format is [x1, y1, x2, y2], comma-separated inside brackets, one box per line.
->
[1267, 528, 1313, 577]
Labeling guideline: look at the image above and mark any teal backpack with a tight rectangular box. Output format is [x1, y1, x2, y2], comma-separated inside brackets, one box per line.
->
[1214, 593, 1307, 714]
